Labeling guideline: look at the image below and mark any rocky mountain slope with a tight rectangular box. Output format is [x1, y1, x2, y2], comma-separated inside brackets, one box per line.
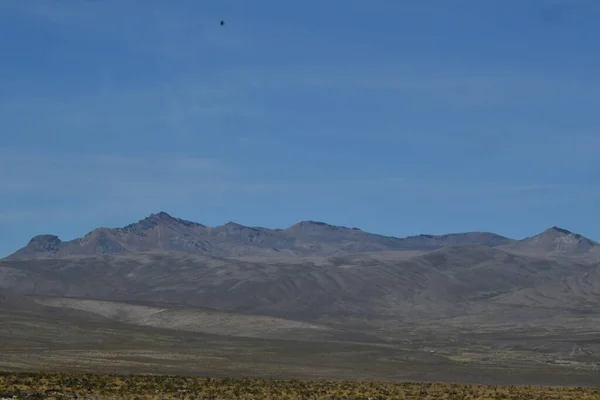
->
[5, 211, 516, 259]
[2, 212, 599, 326]
[1, 244, 598, 324]
[2, 213, 600, 373]
[500, 226, 600, 260]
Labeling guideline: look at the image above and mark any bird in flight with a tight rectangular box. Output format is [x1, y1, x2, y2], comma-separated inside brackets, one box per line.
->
[220, 20, 224, 26]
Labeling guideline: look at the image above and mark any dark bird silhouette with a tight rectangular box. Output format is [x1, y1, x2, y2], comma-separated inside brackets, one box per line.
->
[220, 20, 224, 26]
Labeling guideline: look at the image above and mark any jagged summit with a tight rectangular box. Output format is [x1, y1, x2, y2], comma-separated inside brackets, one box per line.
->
[533, 226, 591, 242]
[20, 234, 63, 256]
[549, 226, 572, 235]
[219, 221, 245, 228]
[212, 221, 267, 236]
[302, 220, 329, 226]
[28, 234, 62, 246]
[286, 220, 356, 232]
[289, 220, 334, 227]
[538, 226, 588, 242]
[538, 226, 576, 237]
[501, 226, 599, 258]
[123, 211, 205, 231]
[148, 211, 175, 221]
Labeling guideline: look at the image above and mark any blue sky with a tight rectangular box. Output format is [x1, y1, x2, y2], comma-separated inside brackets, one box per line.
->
[1, 0, 599, 256]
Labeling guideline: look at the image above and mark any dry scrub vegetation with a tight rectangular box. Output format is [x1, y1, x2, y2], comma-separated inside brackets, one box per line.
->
[1, 372, 599, 400]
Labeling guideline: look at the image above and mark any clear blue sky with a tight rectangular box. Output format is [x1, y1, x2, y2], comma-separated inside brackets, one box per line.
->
[1, 0, 599, 256]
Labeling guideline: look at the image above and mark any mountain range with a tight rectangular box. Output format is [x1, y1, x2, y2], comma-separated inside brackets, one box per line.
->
[5, 211, 599, 261]
[2, 211, 600, 324]
[1, 211, 600, 381]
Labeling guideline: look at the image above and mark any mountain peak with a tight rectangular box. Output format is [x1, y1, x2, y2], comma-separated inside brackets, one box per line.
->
[27, 234, 62, 251]
[289, 221, 363, 231]
[147, 211, 177, 222]
[4, 234, 64, 259]
[28, 234, 61, 244]
[287, 221, 342, 230]
[155, 211, 173, 218]
[502, 226, 598, 258]
[536, 226, 587, 241]
[122, 211, 204, 232]
[547, 226, 573, 236]
[530, 226, 593, 243]
[298, 220, 330, 226]
[214, 222, 253, 233]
